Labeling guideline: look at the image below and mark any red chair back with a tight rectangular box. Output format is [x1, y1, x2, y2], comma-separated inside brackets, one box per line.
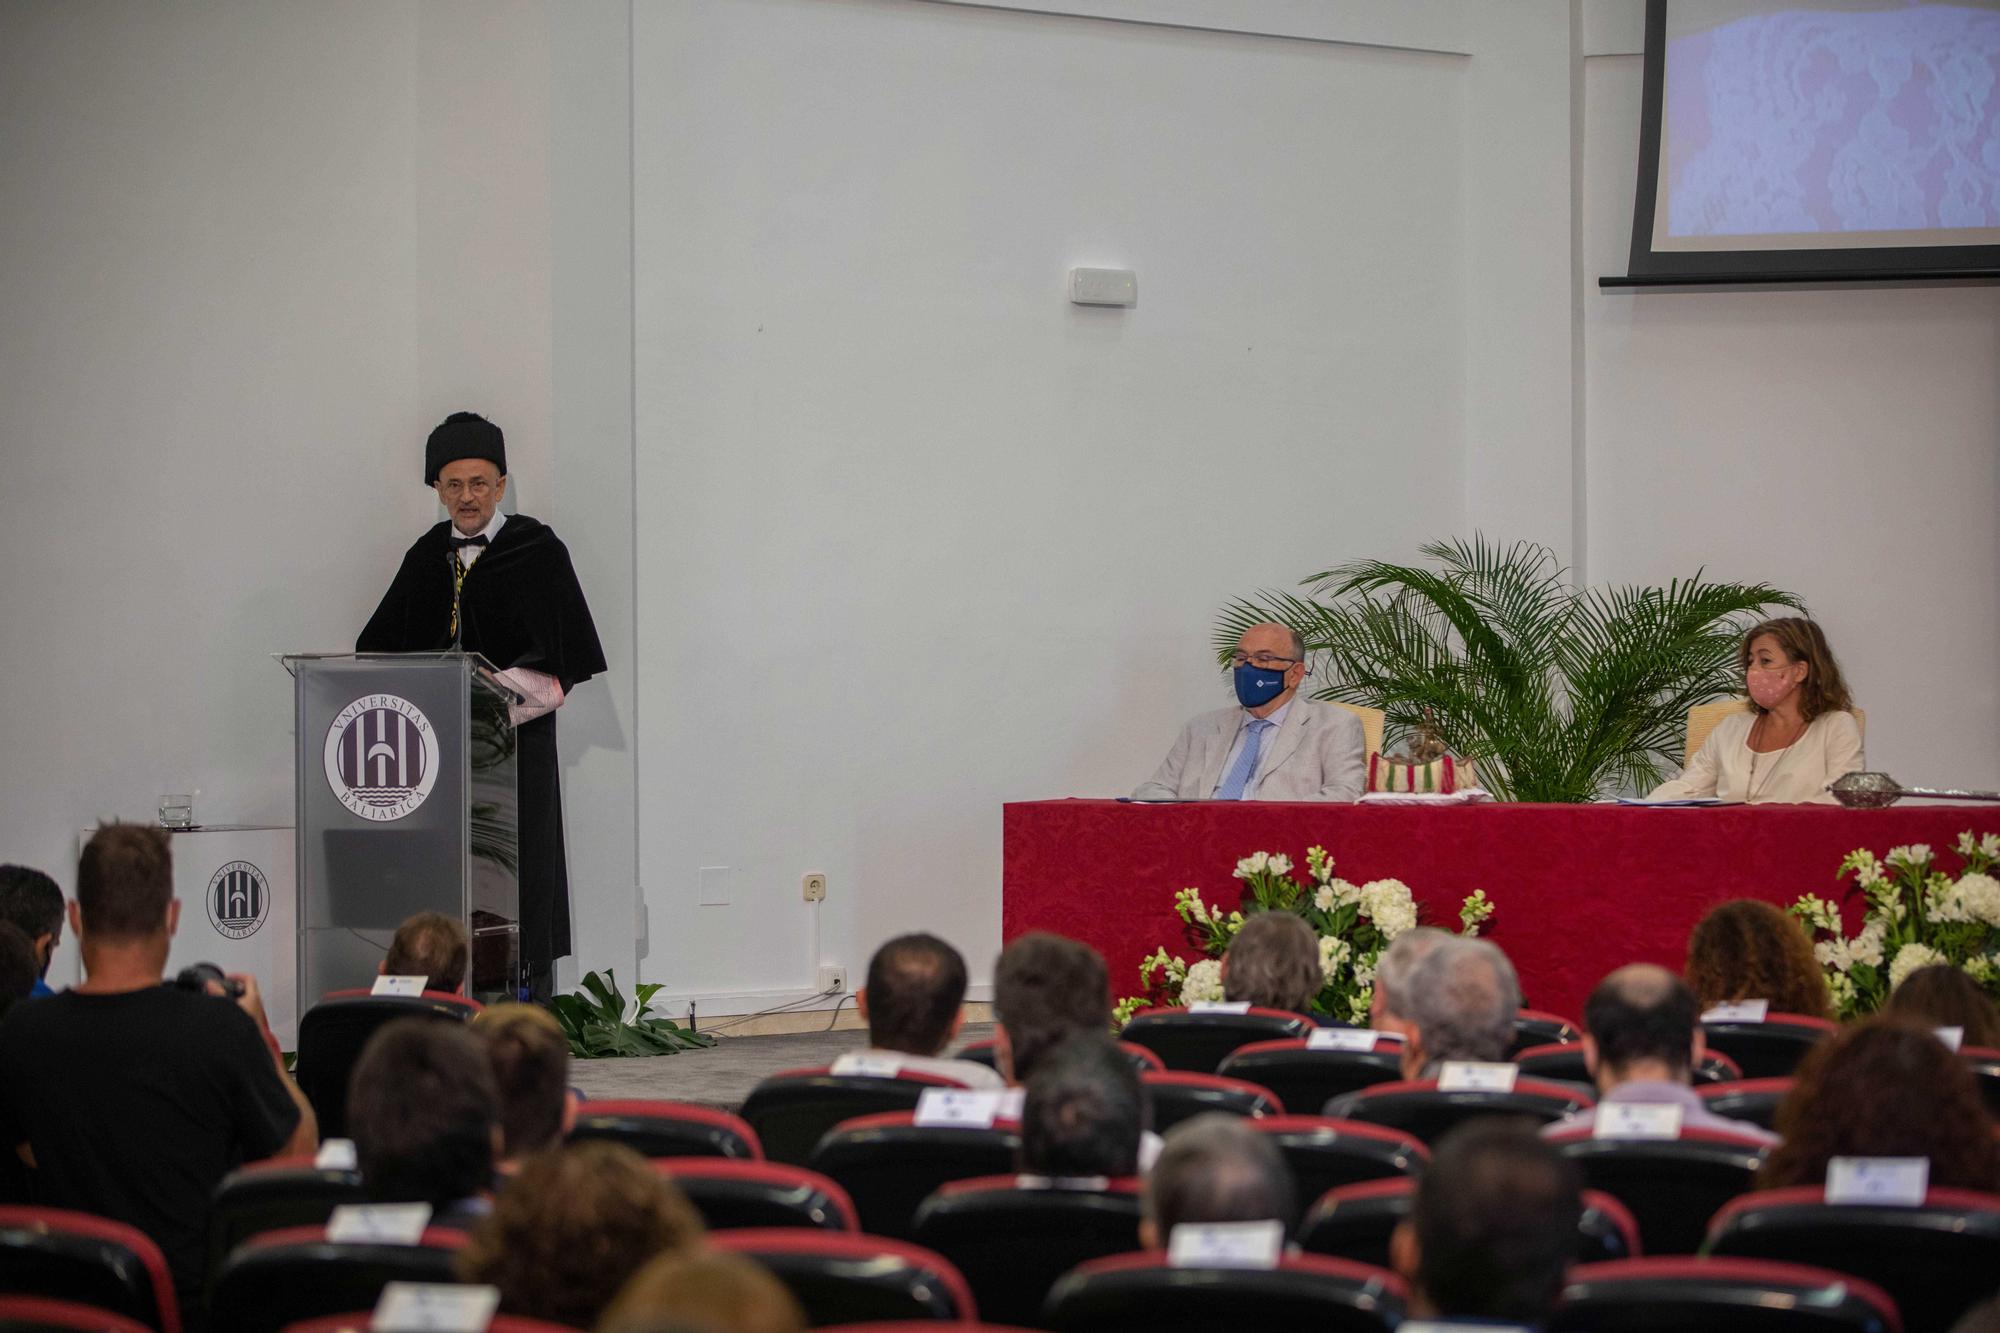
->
[952, 1037, 1163, 1075]
[0, 1210, 178, 1333]
[206, 1157, 367, 1286]
[1218, 1035, 1407, 1115]
[1510, 1009, 1582, 1055]
[909, 1174, 1143, 1327]
[1696, 1077, 1794, 1132]
[1142, 1069, 1284, 1131]
[709, 1229, 976, 1324]
[1246, 1116, 1428, 1211]
[208, 1225, 468, 1333]
[294, 996, 476, 1139]
[1121, 1006, 1314, 1074]
[1324, 1076, 1591, 1143]
[1555, 1256, 1903, 1333]
[738, 1067, 976, 1166]
[280, 1317, 584, 1333]
[1700, 1013, 1837, 1079]
[1296, 1176, 1638, 1267]
[568, 1098, 762, 1160]
[649, 1158, 857, 1231]
[0, 1296, 158, 1333]
[1044, 1250, 1406, 1332]
[1546, 1122, 1770, 1255]
[807, 1111, 1021, 1241]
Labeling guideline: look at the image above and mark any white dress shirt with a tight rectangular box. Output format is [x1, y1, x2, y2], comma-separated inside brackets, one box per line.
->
[1210, 699, 1292, 798]
[448, 509, 507, 569]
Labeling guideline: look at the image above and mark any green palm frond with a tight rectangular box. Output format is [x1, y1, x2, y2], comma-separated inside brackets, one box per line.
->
[1219, 536, 1803, 802]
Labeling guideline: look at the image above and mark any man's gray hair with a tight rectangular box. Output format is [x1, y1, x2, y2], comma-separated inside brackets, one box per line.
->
[1375, 926, 1450, 1022]
[1142, 1112, 1295, 1237]
[1402, 936, 1520, 1072]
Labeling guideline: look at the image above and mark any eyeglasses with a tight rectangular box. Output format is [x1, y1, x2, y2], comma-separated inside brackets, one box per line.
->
[1227, 651, 1300, 669]
[437, 477, 496, 498]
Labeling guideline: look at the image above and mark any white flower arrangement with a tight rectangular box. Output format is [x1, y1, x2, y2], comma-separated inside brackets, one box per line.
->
[1792, 831, 2000, 1019]
[1115, 843, 1496, 1024]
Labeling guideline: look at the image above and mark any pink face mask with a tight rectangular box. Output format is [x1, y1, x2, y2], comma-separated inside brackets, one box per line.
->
[1746, 666, 1799, 709]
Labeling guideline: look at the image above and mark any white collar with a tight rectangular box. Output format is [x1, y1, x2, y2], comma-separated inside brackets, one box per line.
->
[449, 510, 507, 544]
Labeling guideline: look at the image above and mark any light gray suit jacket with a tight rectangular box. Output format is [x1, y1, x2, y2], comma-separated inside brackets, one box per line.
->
[1133, 695, 1368, 802]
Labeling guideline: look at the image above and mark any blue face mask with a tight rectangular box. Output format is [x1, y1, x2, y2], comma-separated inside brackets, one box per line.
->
[1232, 663, 1289, 709]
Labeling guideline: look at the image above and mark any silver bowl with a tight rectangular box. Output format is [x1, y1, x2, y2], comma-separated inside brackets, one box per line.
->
[1830, 771, 1902, 809]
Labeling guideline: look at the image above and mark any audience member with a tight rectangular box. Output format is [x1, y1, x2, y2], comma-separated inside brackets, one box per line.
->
[0, 864, 63, 998]
[599, 1249, 806, 1333]
[472, 1002, 576, 1167]
[1139, 1111, 1296, 1249]
[855, 931, 1002, 1087]
[1761, 1017, 2000, 1191]
[0, 924, 36, 1021]
[1391, 1119, 1583, 1329]
[1222, 911, 1323, 1015]
[348, 1017, 500, 1225]
[1884, 963, 2000, 1049]
[1395, 936, 1520, 1079]
[1020, 1030, 1145, 1178]
[1370, 925, 1448, 1038]
[994, 931, 1110, 1084]
[0, 823, 313, 1315]
[1545, 963, 1775, 1143]
[380, 909, 469, 993]
[1685, 898, 1832, 1019]
[460, 1140, 705, 1330]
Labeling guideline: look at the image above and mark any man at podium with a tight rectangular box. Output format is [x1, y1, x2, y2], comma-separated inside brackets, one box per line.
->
[357, 412, 605, 1000]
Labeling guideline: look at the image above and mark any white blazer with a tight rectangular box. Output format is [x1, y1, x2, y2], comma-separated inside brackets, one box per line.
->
[1649, 709, 1865, 805]
[1134, 696, 1368, 802]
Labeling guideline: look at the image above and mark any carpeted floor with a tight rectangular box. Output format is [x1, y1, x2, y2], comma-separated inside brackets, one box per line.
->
[567, 1023, 996, 1111]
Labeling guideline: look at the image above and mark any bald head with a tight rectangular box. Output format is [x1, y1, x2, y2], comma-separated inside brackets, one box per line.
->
[1237, 622, 1305, 663]
[1582, 963, 1701, 1089]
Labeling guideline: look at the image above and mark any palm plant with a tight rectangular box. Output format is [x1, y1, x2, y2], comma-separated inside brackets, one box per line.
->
[1214, 537, 1803, 802]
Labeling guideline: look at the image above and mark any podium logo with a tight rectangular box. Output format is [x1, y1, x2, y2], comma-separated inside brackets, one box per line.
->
[324, 693, 438, 821]
[208, 861, 269, 940]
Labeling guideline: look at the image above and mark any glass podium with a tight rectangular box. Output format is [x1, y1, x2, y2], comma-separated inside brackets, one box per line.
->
[280, 651, 520, 1005]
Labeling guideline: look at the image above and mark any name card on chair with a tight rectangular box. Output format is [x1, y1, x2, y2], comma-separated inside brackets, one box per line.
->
[1936, 1026, 1965, 1052]
[1436, 1062, 1518, 1093]
[915, 1089, 1012, 1129]
[1593, 1103, 1684, 1140]
[831, 1052, 905, 1078]
[1826, 1156, 1930, 1206]
[372, 975, 428, 998]
[373, 1282, 500, 1333]
[1309, 1028, 1384, 1051]
[1168, 1220, 1285, 1269]
[315, 1138, 359, 1170]
[1701, 1000, 1770, 1023]
[1188, 1001, 1253, 1014]
[328, 1202, 433, 1244]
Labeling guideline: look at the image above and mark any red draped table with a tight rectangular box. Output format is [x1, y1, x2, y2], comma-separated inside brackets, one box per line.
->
[1002, 799, 2000, 1020]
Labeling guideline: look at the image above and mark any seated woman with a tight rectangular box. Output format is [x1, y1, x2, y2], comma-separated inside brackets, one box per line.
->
[1761, 1018, 2000, 1191]
[1885, 963, 2000, 1050]
[1222, 911, 1325, 1019]
[1685, 898, 1832, 1019]
[1650, 617, 1863, 804]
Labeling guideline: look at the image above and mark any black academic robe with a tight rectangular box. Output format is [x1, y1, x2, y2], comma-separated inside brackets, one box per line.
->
[356, 515, 605, 971]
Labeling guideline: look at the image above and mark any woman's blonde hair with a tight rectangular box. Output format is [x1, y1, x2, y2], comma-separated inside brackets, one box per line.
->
[1739, 617, 1853, 722]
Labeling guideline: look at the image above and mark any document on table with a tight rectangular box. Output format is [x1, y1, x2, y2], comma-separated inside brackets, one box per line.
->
[1611, 796, 1737, 807]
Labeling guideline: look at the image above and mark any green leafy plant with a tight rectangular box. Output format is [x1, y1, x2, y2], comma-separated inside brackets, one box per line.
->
[1793, 832, 2000, 1019]
[1215, 536, 1802, 802]
[550, 968, 715, 1059]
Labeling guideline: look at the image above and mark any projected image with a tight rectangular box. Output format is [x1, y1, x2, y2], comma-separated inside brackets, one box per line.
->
[1660, 2, 2000, 249]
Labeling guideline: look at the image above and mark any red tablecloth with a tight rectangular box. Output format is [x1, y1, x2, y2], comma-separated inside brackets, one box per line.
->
[1002, 799, 2000, 1020]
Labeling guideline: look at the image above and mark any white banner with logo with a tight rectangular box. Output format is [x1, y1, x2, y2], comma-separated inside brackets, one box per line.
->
[168, 826, 298, 1047]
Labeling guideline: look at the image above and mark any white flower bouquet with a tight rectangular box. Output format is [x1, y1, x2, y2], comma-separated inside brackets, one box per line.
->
[1114, 845, 1495, 1025]
[1791, 830, 2000, 1019]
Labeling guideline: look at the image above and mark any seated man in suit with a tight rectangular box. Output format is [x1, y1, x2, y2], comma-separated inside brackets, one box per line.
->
[1134, 622, 1365, 802]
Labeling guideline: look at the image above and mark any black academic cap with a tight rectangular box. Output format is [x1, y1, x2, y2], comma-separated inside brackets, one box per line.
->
[424, 412, 507, 486]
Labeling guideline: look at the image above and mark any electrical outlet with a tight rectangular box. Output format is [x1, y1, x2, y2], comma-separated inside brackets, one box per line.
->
[818, 965, 846, 993]
[802, 872, 827, 903]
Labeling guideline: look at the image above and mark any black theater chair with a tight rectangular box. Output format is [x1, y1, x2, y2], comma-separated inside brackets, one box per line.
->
[808, 1111, 1021, 1241]
[1962, 1045, 2000, 1115]
[1553, 1256, 1902, 1332]
[1120, 1006, 1314, 1074]
[0, 1297, 156, 1333]
[1245, 1117, 1427, 1216]
[1296, 1177, 1638, 1269]
[910, 1175, 1144, 1328]
[1322, 1076, 1591, 1143]
[954, 1038, 1163, 1075]
[207, 1156, 368, 1286]
[1546, 1123, 1769, 1255]
[1706, 1185, 2000, 1333]
[1699, 1013, 1836, 1080]
[0, 1208, 180, 1333]
[208, 1224, 468, 1333]
[1218, 1034, 1406, 1112]
[568, 1098, 764, 1160]
[293, 992, 479, 1139]
[1141, 1070, 1283, 1131]
[1515, 1042, 1743, 1087]
[740, 1068, 980, 1168]
[281, 1315, 587, 1333]
[708, 1229, 978, 1324]
[1043, 1251, 1406, 1333]
[1509, 1009, 1583, 1055]
[1696, 1078, 1793, 1132]
[651, 1158, 857, 1231]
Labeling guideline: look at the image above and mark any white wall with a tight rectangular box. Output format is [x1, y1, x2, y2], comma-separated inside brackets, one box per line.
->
[1580, 14, 2000, 788]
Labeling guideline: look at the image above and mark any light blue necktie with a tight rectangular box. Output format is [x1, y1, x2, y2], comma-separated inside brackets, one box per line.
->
[1215, 718, 1274, 801]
